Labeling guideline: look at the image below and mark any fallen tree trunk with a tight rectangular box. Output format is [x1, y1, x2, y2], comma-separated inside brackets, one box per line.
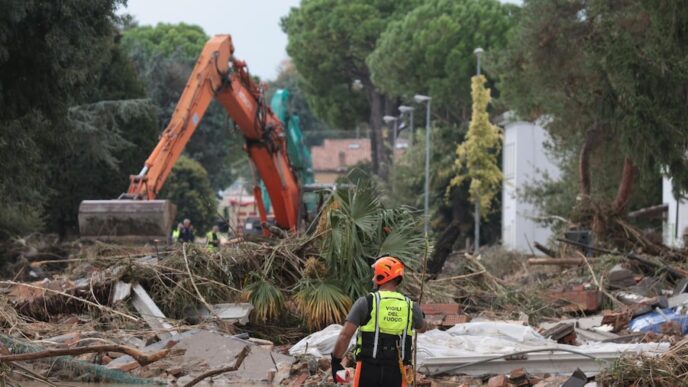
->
[0, 344, 172, 366]
[0, 335, 156, 384]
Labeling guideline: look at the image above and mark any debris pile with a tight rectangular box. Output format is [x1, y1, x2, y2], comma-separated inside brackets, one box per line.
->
[0, 227, 687, 386]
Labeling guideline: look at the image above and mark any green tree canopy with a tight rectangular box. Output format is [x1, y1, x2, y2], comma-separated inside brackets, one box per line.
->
[45, 99, 159, 236]
[368, 0, 518, 124]
[0, 0, 130, 238]
[282, 0, 419, 177]
[121, 22, 207, 59]
[493, 0, 688, 219]
[160, 156, 218, 234]
[450, 75, 502, 216]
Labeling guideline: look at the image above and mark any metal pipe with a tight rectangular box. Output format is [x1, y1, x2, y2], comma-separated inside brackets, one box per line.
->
[137, 166, 149, 177]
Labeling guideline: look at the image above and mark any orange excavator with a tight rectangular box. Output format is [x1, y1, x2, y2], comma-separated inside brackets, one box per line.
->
[78, 35, 301, 240]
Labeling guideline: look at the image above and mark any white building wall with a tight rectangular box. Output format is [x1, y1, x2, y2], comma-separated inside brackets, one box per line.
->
[502, 121, 560, 254]
[662, 177, 688, 247]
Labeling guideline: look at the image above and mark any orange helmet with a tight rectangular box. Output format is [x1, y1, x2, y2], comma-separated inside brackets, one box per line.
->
[372, 256, 405, 285]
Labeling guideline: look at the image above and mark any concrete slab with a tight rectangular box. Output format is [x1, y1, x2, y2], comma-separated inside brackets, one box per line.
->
[199, 303, 253, 325]
[111, 281, 131, 304]
[176, 330, 295, 383]
[668, 293, 688, 308]
[131, 283, 178, 340]
[106, 329, 201, 370]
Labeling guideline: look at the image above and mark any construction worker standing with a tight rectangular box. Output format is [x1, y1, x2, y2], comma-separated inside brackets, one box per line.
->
[331, 256, 430, 386]
[172, 223, 182, 243]
[206, 225, 220, 251]
[179, 218, 195, 243]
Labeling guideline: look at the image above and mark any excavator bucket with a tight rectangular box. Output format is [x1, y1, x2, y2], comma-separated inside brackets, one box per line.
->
[78, 200, 177, 242]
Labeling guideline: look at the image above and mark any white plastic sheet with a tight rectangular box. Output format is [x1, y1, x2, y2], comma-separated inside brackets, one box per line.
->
[289, 324, 356, 358]
[290, 322, 669, 374]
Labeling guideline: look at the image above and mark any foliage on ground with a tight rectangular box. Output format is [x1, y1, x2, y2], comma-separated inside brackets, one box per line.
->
[597, 338, 688, 386]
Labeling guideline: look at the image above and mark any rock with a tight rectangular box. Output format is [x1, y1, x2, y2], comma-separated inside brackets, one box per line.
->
[534, 375, 570, 387]
[487, 374, 508, 387]
[166, 366, 184, 376]
[318, 357, 330, 371]
[607, 265, 636, 289]
[509, 368, 530, 386]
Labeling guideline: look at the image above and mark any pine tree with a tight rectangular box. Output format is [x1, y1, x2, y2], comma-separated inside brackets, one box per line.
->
[450, 75, 502, 217]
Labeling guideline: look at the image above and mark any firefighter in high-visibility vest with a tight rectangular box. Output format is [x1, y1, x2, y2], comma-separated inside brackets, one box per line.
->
[331, 256, 433, 386]
[206, 225, 220, 251]
[172, 223, 182, 243]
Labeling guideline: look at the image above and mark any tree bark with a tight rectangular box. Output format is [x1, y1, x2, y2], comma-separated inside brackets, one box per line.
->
[612, 156, 635, 214]
[427, 221, 461, 275]
[0, 344, 172, 366]
[367, 89, 383, 176]
[578, 126, 596, 197]
[379, 96, 397, 181]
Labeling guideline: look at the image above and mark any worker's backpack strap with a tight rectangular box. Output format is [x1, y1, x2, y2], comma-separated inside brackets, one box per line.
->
[361, 293, 374, 326]
[400, 296, 411, 361]
[372, 292, 381, 359]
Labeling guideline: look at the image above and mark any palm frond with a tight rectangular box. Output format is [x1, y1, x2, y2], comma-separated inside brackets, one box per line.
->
[242, 277, 284, 323]
[294, 278, 352, 330]
[318, 184, 424, 298]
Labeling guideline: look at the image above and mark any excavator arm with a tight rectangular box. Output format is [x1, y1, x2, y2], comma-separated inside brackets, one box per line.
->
[78, 35, 301, 239]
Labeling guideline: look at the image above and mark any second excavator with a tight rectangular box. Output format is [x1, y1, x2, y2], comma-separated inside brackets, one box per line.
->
[78, 35, 302, 240]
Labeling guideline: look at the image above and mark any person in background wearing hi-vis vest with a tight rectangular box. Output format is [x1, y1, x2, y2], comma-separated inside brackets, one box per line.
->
[206, 225, 220, 251]
[172, 223, 182, 243]
[331, 256, 433, 386]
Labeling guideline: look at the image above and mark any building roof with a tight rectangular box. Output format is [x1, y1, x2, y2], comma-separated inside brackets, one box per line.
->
[311, 138, 371, 172]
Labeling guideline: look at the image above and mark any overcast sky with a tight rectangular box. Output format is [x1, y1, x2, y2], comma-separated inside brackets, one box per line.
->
[120, 0, 522, 81]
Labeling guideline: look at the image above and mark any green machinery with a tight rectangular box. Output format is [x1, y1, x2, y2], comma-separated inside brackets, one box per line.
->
[259, 89, 315, 215]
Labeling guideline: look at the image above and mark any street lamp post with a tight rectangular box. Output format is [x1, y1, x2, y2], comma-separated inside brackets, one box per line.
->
[414, 94, 431, 235]
[383, 115, 399, 153]
[399, 105, 415, 146]
[473, 47, 484, 253]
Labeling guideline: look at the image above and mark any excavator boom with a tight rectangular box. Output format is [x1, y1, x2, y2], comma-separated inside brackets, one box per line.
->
[79, 35, 301, 240]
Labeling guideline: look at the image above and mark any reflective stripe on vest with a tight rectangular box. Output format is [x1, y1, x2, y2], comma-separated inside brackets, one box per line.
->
[356, 290, 414, 361]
